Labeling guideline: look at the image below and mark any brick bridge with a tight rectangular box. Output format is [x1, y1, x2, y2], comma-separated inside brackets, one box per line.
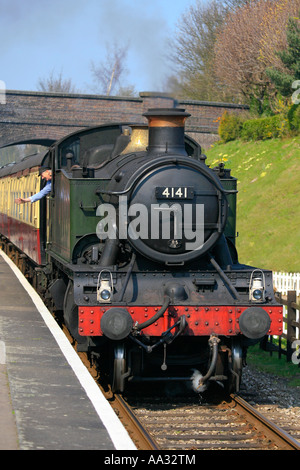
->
[0, 90, 248, 150]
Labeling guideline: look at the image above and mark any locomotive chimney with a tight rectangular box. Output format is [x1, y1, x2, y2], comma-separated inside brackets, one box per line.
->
[143, 108, 190, 156]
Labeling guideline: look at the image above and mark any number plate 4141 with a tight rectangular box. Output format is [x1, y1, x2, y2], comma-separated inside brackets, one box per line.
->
[155, 187, 194, 199]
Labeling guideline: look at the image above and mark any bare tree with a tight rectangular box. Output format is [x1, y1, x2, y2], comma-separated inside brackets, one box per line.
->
[91, 42, 130, 96]
[168, 0, 228, 101]
[214, 0, 300, 111]
[37, 70, 79, 93]
[117, 85, 137, 97]
[223, 0, 255, 10]
[214, 1, 267, 105]
[258, 0, 300, 72]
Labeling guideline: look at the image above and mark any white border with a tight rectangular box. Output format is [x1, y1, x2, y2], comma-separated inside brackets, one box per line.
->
[0, 249, 136, 450]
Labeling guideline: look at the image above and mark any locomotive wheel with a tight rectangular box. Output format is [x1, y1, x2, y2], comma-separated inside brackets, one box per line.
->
[63, 280, 87, 347]
[112, 344, 128, 393]
[228, 338, 243, 393]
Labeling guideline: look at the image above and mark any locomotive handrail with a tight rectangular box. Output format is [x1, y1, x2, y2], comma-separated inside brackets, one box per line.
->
[95, 184, 135, 196]
[97, 154, 229, 197]
[79, 201, 97, 211]
[223, 189, 238, 194]
[119, 252, 136, 301]
[209, 254, 241, 301]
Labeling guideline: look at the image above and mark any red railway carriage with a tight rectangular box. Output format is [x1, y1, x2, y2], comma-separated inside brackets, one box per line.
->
[0, 152, 49, 265]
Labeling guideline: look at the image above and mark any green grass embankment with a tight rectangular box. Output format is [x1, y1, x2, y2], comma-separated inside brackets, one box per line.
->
[205, 136, 300, 272]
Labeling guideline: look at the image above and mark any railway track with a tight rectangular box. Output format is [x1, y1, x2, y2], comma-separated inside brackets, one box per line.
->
[114, 389, 300, 450]
[54, 311, 300, 451]
[112, 394, 160, 450]
[3, 246, 300, 452]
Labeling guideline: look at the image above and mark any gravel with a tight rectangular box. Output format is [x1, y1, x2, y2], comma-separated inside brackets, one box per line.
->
[239, 364, 300, 441]
[240, 364, 300, 407]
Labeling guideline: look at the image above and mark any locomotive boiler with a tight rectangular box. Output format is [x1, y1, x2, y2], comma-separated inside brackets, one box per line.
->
[0, 108, 283, 394]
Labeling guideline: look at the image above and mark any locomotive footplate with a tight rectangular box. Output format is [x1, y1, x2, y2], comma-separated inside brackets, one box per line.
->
[78, 304, 283, 338]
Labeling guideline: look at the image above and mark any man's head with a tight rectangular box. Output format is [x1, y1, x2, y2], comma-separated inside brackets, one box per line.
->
[39, 167, 52, 181]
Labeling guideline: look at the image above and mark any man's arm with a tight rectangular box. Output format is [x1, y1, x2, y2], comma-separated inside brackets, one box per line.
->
[15, 181, 52, 204]
[15, 197, 31, 204]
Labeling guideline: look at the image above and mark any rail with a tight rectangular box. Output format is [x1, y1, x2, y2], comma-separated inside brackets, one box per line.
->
[232, 394, 300, 450]
[261, 290, 300, 365]
[125, 392, 300, 450]
[112, 394, 160, 450]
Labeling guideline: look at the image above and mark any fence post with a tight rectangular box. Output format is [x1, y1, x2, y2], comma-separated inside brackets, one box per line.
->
[287, 290, 297, 362]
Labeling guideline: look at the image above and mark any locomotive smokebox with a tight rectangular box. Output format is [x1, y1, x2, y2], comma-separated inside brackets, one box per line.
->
[143, 108, 190, 156]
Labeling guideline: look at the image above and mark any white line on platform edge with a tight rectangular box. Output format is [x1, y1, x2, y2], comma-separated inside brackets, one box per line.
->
[0, 340, 5, 365]
[0, 249, 136, 451]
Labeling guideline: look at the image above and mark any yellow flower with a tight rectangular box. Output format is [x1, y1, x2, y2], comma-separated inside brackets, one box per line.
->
[260, 172, 267, 178]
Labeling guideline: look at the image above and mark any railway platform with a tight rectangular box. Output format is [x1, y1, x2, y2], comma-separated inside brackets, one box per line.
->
[0, 250, 136, 450]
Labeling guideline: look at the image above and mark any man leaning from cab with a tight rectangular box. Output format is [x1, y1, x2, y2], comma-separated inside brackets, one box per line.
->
[15, 167, 52, 204]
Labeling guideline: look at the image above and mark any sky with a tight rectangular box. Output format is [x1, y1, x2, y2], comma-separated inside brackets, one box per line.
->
[0, 0, 197, 95]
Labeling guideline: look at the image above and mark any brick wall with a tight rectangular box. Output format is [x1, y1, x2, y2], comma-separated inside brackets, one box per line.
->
[0, 90, 248, 150]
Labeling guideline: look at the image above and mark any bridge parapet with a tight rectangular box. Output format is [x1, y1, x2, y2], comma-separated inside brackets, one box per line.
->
[0, 90, 248, 149]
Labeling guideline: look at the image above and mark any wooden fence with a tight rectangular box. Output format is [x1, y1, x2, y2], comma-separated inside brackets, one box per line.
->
[261, 290, 300, 365]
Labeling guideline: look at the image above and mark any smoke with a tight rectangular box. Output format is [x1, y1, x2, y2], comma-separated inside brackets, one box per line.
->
[190, 369, 208, 393]
[91, 0, 172, 91]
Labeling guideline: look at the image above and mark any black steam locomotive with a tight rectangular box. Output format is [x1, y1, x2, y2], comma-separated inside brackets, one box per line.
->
[0, 108, 283, 393]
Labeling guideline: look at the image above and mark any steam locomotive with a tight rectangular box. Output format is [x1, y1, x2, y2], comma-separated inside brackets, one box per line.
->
[0, 108, 283, 393]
